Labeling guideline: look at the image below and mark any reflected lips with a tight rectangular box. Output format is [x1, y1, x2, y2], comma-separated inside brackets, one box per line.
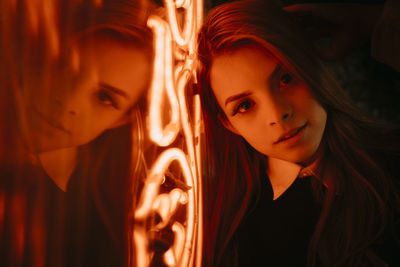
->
[33, 107, 70, 134]
[275, 123, 307, 144]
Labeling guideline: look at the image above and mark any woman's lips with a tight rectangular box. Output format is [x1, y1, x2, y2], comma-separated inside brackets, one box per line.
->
[32, 107, 71, 134]
[274, 123, 307, 144]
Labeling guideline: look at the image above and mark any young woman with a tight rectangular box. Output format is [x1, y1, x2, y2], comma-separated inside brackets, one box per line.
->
[0, 0, 153, 266]
[197, 1, 400, 266]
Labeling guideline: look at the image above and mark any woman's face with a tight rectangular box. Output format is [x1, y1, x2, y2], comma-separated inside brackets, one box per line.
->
[210, 45, 327, 164]
[25, 36, 151, 152]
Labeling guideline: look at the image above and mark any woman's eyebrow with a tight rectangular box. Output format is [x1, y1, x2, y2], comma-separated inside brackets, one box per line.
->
[223, 63, 282, 107]
[225, 91, 252, 107]
[269, 62, 283, 86]
[99, 82, 128, 99]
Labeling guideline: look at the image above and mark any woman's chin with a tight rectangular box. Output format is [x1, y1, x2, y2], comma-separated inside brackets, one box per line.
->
[30, 135, 72, 153]
[274, 146, 320, 166]
[295, 144, 324, 167]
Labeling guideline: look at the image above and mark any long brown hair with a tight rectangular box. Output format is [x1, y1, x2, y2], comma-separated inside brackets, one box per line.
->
[0, 1, 153, 266]
[197, 1, 400, 266]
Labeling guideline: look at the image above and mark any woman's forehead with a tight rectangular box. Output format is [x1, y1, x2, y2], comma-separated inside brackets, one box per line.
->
[211, 43, 297, 77]
[211, 46, 279, 81]
[70, 37, 150, 101]
[209, 46, 279, 104]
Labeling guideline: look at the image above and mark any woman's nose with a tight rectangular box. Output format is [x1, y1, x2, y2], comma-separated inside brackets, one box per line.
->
[53, 97, 77, 116]
[264, 94, 293, 126]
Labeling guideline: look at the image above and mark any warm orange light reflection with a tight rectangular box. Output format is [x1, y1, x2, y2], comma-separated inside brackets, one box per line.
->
[133, 0, 203, 266]
[25, 1, 60, 59]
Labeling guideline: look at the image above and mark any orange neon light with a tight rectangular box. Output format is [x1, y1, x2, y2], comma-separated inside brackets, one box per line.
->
[164, 222, 185, 266]
[147, 17, 180, 147]
[165, 0, 194, 47]
[133, 0, 203, 266]
[135, 148, 195, 267]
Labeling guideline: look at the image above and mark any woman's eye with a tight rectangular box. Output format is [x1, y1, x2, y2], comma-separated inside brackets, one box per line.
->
[233, 99, 254, 115]
[98, 90, 119, 109]
[280, 72, 293, 88]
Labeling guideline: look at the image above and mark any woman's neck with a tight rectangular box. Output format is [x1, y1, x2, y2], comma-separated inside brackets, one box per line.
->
[267, 157, 302, 200]
[37, 147, 78, 192]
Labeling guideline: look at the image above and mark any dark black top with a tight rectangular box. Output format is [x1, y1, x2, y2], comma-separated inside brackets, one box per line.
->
[236, 176, 320, 267]
[0, 164, 125, 267]
[233, 171, 400, 267]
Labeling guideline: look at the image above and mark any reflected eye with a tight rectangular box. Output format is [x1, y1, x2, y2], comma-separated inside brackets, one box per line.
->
[280, 72, 293, 88]
[233, 99, 254, 116]
[98, 90, 119, 109]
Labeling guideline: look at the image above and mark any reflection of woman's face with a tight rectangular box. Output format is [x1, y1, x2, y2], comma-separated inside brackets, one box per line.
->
[210, 45, 327, 164]
[25, 36, 151, 152]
